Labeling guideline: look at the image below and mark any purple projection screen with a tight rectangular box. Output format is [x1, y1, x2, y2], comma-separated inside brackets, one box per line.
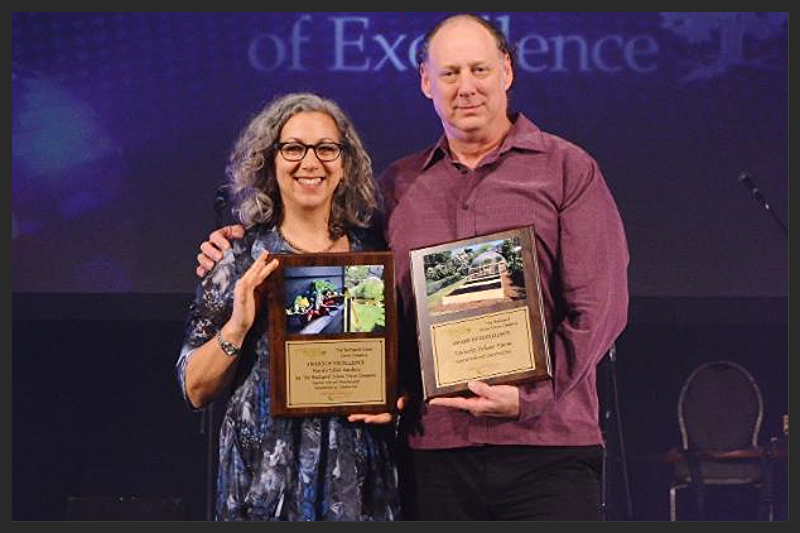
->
[12, 12, 787, 297]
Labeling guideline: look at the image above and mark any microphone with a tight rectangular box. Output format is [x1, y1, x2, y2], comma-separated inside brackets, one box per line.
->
[737, 171, 767, 207]
[736, 171, 788, 236]
[213, 185, 229, 228]
[214, 185, 228, 213]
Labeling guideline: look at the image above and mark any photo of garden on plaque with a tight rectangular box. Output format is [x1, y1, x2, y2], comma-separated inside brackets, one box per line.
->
[409, 227, 552, 399]
[266, 252, 397, 416]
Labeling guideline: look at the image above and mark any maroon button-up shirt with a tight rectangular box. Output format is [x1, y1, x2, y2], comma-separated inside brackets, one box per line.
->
[378, 114, 629, 449]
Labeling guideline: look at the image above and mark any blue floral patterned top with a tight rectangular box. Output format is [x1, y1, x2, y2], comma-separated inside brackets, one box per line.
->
[176, 225, 400, 521]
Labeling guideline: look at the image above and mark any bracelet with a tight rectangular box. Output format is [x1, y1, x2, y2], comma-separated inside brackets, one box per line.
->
[215, 330, 241, 358]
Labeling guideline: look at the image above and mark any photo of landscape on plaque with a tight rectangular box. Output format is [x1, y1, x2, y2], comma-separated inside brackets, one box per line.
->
[284, 265, 386, 335]
[422, 236, 527, 317]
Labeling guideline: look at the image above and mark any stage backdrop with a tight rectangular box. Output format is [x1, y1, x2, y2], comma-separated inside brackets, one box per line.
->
[12, 12, 787, 297]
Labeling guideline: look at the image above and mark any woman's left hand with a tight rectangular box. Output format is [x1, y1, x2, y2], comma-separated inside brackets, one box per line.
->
[347, 395, 407, 425]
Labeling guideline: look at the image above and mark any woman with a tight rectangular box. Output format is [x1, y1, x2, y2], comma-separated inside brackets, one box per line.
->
[176, 93, 399, 520]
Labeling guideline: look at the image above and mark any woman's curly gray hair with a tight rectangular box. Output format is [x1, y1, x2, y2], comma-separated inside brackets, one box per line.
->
[227, 93, 376, 239]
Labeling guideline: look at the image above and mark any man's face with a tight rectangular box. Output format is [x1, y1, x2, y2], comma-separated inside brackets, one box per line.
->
[421, 18, 513, 140]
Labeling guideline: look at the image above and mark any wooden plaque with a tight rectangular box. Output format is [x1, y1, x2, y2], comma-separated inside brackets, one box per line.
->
[267, 251, 397, 417]
[409, 227, 552, 399]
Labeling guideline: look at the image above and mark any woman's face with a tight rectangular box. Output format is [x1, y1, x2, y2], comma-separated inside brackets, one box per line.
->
[274, 111, 344, 217]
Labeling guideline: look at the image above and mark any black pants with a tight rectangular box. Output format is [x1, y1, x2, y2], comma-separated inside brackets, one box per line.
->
[408, 445, 603, 521]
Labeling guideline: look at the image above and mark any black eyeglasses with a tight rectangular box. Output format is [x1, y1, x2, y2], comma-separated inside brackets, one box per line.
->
[274, 142, 344, 162]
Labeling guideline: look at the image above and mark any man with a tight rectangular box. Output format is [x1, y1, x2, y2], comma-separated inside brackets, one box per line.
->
[197, 14, 628, 520]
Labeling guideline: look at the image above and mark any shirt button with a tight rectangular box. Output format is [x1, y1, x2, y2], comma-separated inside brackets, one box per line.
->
[461, 202, 469, 210]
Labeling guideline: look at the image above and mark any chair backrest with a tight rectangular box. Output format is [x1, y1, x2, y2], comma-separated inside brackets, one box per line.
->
[678, 361, 763, 451]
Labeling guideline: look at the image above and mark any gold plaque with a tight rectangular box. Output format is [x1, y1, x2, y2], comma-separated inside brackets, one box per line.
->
[285, 338, 385, 409]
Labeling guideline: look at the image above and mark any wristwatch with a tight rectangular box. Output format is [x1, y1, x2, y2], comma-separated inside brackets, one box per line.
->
[216, 330, 241, 358]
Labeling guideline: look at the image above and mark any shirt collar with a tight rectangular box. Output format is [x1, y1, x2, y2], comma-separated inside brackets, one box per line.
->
[420, 113, 547, 171]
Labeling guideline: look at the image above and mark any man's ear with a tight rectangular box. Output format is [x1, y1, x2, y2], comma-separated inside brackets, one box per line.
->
[420, 62, 433, 100]
[502, 53, 514, 91]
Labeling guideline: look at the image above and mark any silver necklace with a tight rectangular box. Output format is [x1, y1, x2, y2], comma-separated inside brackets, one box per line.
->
[277, 226, 337, 254]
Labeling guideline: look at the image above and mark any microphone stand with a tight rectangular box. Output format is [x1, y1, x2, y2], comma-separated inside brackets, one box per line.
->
[738, 172, 788, 236]
[736, 172, 786, 519]
[200, 185, 229, 520]
[600, 343, 633, 520]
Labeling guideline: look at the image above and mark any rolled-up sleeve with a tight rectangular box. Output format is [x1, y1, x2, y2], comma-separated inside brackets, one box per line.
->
[175, 250, 237, 408]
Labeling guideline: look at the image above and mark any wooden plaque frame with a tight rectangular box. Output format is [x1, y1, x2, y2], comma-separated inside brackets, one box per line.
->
[409, 227, 551, 399]
[267, 251, 397, 416]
